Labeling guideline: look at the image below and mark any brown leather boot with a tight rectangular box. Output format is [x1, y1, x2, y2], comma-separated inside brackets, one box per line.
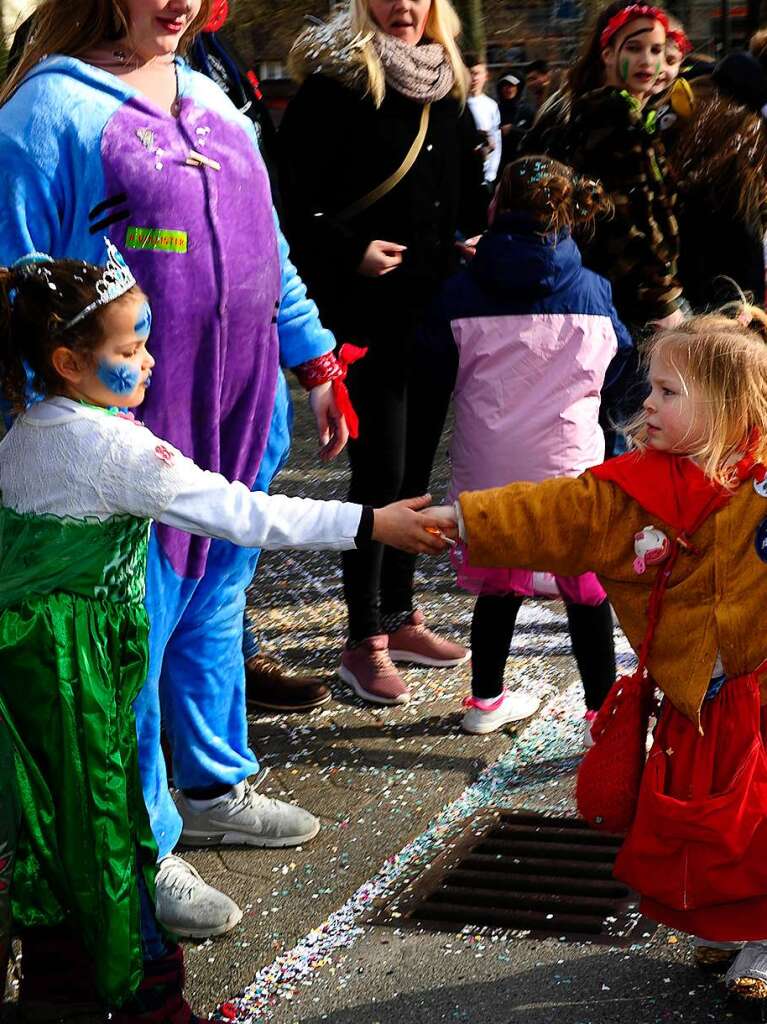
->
[245, 654, 331, 712]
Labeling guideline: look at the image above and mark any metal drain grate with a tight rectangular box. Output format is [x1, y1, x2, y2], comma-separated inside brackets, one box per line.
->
[374, 809, 655, 945]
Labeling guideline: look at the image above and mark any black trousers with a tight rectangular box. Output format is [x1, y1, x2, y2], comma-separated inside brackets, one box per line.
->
[470, 593, 616, 710]
[341, 326, 457, 642]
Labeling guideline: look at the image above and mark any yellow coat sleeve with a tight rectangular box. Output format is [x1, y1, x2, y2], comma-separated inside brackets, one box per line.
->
[459, 474, 616, 578]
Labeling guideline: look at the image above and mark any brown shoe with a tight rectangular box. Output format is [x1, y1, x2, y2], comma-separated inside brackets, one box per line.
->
[245, 654, 331, 712]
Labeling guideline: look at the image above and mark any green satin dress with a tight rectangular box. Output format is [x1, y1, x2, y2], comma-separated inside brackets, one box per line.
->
[0, 506, 159, 1006]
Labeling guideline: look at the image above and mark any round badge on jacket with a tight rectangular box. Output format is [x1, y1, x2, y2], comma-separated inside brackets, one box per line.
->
[755, 476, 767, 498]
[755, 517, 767, 562]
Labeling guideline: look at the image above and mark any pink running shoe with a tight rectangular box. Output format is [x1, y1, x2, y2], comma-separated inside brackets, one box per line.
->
[338, 636, 410, 705]
[387, 609, 470, 667]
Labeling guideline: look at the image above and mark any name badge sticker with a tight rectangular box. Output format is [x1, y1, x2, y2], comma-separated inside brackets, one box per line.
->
[126, 227, 188, 254]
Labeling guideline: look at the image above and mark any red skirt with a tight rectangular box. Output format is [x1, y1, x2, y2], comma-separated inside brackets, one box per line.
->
[614, 670, 767, 940]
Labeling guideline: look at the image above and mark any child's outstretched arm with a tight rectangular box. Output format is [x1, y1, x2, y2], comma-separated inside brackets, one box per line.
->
[443, 474, 616, 578]
[97, 426, 451, 555]
[160, 484, 451, 555]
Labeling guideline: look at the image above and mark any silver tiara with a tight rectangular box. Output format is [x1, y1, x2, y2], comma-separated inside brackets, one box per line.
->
[62, 238, 137, 330]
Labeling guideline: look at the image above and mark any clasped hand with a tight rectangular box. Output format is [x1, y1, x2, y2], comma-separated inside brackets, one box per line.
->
[372, 495, 458, 554]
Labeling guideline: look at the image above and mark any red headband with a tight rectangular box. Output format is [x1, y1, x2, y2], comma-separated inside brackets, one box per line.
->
[204, 0, 229, 32]
[600, 4, 669, 49]
[667, 27, 693, 55]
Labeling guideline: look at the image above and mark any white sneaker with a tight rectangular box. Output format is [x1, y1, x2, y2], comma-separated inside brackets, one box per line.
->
[693, 935, 745, 971]
[176, 780, 321, 848]
[461, 690, 540, 735]
[155, 854, 243, 939]
[726, 941, 767, 991]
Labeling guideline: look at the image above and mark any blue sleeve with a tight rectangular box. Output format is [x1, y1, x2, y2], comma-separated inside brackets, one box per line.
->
[0, 138, 61, 423]
[603, 283, 635, 389]
[0, 137, 59, 263]
[236, 113, 337, 369]
[275, 211, 337, 369]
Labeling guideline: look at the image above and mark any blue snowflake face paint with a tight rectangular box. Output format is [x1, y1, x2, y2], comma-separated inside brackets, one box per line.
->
[97, 359, 141, 396]
[134, 301, 152, 340]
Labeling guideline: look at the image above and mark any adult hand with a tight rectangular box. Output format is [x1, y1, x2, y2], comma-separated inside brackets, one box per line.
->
[455, 234, 483, 260]
[372, 495, 457, 554]
[358, 240, 406, 277]
[309, 381, 350, 462]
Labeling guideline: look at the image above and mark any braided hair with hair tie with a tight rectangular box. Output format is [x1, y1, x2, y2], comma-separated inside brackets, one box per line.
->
[495, 155, 613, 237]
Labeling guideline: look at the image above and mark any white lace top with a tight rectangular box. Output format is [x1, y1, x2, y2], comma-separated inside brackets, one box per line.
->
[0, 397, 362, 551]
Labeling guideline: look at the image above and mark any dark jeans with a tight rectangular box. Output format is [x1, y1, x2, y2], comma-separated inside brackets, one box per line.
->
[342, 328, 456, 642]
[470, 594, 616, 710]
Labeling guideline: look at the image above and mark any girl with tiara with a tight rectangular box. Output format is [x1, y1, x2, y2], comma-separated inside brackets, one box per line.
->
[0, 245, 453, 1020]
[0, 0, 357, 939]
[430, 306, 767, 1017]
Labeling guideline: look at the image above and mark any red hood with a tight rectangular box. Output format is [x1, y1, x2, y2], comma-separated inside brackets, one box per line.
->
[204, 0, 228, 32]
[590, 443, 763, 534]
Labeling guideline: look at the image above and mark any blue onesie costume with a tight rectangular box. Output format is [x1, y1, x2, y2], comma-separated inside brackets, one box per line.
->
[0, 56, 335, 857]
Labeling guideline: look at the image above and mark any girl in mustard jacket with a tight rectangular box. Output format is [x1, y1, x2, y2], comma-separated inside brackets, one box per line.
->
[431, 307, 767, 1015]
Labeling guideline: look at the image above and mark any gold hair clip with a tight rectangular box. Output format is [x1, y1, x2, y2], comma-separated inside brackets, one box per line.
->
[186, 150, 221, 172]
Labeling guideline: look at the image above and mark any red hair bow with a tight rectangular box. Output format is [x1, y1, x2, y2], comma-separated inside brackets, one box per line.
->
[668, 27, 693, 55]
[204, 0, 229, 33]
[600, 4, 669, 49]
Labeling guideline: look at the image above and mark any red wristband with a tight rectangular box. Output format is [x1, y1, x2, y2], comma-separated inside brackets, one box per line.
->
[293, 351, 342, 391]
[293, 344, 368, 439]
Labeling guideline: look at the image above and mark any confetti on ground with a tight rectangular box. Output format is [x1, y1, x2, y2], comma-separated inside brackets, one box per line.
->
[193, 394, 645, 1020]
[210, 620, 635, 1023]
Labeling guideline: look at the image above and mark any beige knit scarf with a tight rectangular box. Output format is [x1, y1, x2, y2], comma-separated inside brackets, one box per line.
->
[373, 32, 455, 103]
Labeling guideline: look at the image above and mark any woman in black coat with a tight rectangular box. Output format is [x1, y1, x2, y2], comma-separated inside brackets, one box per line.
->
[279, 0, 485, 706]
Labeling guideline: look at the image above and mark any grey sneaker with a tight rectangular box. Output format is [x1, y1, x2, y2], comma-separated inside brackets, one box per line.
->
[154, 854, 243, 939]
[176, 780, 321, 848]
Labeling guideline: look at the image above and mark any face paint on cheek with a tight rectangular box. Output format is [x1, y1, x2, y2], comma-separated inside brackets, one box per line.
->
[97, 359, 141, 396]
[620, 57, 629, 81]
[135, 301, 152, 339]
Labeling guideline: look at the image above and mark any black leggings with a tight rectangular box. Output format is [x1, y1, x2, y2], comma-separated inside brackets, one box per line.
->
[342, 330, 456, 642]
[470, 594, 616, 711]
